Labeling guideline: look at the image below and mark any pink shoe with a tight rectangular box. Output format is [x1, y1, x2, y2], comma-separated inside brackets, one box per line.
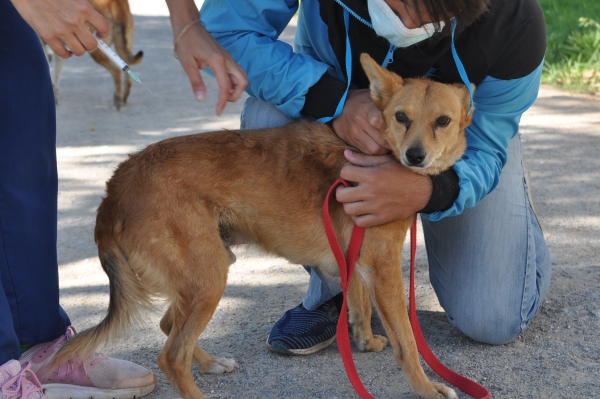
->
[0, 359, 45, 399]
[20, 327, 155, 399]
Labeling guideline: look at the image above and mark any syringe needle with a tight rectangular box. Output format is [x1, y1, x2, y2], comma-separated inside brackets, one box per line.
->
[93, 34, 151, 93]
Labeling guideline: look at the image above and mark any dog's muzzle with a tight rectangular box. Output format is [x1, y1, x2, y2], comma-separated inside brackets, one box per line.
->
[404, 146, 427, 167]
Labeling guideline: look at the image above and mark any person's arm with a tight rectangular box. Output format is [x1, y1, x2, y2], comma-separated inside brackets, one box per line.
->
[334, 61, 544, 228]
[10, 0, 108, 58]
[340, 0, 547, 227]
[200, 0, 331, 118]
[202, 0, 392, 156]
[165, 0, 247, 115]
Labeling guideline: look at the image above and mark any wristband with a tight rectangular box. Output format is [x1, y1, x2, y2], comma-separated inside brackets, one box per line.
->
[173, 19, 204, 60]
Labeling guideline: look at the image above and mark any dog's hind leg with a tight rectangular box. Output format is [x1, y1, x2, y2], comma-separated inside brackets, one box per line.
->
[158, 299, 220, 399]
[113, 7, 143, 107]
[155, 221, 239, 399]
[160, 305, 238, 375]
[89, 49, 124, 110]
[359, 222, 457, 399]
[347, 271, 388, 352]
[122, 71, 132, 106]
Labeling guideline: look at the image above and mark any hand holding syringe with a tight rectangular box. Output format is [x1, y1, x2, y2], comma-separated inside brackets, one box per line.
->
[93, 34, 152, 94]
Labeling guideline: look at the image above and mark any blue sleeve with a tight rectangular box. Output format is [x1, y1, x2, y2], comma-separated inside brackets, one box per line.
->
[423, 61, 543, 221]
[199, 0, 330, 118]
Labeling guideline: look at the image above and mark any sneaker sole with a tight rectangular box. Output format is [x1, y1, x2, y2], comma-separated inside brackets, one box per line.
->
[266, 335, 336, 355]
[42, 381, 156, 399]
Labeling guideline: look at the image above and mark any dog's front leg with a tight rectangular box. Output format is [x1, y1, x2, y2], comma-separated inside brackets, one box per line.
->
[360, 221, 457, 399]
[347, 269, 388, 352]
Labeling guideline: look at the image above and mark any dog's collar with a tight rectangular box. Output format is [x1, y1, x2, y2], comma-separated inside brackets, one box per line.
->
[450, 18, 474, 116]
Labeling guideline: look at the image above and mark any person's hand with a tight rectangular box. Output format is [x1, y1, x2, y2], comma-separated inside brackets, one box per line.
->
[331, 89, 391, 154]
[174, 22, 248, 116]
[336, 150, 432, 228]
[10, 0, 108, 58]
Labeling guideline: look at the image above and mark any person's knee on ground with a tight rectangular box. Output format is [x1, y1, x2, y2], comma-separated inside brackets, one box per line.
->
[441, 292, 535, 346]
[422, 135, 552, 346]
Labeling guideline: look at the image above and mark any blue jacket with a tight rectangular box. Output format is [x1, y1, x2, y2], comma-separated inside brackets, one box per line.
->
[200, 0, 546, 221]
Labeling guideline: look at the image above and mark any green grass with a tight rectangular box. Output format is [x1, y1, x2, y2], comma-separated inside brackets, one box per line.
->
[540, 0, 600, 93]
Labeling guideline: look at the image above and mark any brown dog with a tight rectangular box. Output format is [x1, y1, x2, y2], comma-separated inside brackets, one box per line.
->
[42, 0, 143, 109]
[53, 54, 473, 399]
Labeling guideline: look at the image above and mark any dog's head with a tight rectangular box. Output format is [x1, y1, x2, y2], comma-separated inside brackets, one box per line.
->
[360, 53, 474, 175]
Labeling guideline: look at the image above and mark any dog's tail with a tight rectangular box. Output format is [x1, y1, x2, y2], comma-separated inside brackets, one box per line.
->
[113, 19, 143, 66]
[113, 9, 144, 65]
[49, 204, 152, 369]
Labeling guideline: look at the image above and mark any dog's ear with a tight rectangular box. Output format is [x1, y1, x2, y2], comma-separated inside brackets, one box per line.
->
[453, 82, 476, 129]
[360, 53, 403, 109]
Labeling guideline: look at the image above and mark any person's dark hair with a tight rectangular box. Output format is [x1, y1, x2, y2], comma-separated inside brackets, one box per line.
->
[403, 0, 491, 33]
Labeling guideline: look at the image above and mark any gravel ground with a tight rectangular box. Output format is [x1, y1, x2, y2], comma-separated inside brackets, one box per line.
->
[54, 4, 600, 399]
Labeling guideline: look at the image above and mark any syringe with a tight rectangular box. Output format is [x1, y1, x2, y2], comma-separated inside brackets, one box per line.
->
[93, 34, 151, 93]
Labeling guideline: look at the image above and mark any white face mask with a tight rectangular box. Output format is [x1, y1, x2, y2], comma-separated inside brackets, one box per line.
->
[367, 0, 445, 48]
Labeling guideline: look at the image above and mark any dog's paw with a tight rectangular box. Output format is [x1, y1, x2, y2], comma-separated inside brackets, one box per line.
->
[208, 357, 239, 374]
[356, 334, 388, 352]
[446, 388, 458, 399]
[113, 95, 123, 111]
[431, 383, 457, 399]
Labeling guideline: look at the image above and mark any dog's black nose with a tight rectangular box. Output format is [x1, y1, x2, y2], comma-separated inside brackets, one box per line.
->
[405, 147, 426, 166]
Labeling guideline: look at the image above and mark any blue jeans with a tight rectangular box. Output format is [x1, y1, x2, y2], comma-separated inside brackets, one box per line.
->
[0, 0, 70, 364]
[240, 96, 552, 345]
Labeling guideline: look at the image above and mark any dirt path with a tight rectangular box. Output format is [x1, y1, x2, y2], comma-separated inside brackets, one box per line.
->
[54, 6, 600, 399]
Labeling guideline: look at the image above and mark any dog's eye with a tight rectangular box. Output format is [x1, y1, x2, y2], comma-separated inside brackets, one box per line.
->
[436, 116, 451, 127]
[396, 112, 408, 123]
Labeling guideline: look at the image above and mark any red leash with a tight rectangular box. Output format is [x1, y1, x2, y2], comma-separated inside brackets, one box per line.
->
[323, 179, 373, 399]
[323, 179, 491, 399]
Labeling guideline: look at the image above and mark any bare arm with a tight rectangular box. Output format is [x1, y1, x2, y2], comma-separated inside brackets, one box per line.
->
[165, 0, 248, 115]
[10, 0, 108, 58]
